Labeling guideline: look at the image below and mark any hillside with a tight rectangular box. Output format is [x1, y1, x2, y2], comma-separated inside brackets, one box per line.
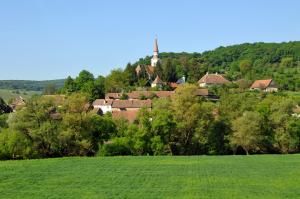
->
[0, 79, 65, 91]
[0, 155, 299, 199]
[134, 41, 300, 91]
[0, 89, 40, 103]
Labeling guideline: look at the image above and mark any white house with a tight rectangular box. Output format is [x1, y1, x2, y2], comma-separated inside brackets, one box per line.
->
[92, 99, 113, 114]
[250, 79, 278, 92]
[198, 72, 230, 87]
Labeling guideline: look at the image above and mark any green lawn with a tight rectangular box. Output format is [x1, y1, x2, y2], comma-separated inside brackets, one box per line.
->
[0, 89, 40, 103]
[0, 155, 299, 199]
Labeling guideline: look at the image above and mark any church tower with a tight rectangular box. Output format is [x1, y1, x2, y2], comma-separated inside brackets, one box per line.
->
[151, 37, 160, 67]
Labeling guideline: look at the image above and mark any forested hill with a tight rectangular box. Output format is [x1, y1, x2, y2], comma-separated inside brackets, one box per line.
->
[134, 41, 300, 91]
[0, 79, 65, 91]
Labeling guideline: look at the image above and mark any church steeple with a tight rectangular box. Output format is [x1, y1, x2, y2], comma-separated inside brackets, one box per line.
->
[153, 37, 159, 54]
[151, 37, 160, 67]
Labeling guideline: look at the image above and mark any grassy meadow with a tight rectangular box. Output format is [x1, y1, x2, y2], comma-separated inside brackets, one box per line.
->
[0, 155, 299, 199]
[0, 89, 40, 102]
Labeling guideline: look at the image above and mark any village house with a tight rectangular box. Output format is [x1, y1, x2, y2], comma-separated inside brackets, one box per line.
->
[198, 72, 230, 87]
[92, 99, 113, 114]
[127, 91, 174, 99]
[250, 79, 278, 92]
[151, 75, 165, 88]
[111, 99, 152, 122]
[111, 99, 152, 112]
[10, 96, 26, 111]
[105, 93, 123, 100]
[112, 110, 139, 123]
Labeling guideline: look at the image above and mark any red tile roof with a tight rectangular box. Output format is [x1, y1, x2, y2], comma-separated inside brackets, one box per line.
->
[92, 99, 113, 106]
[250, 79, 273, 89]
[128, 91, 174, 99]
[112, 99, 152, 108]
[152, 76, 164, 84]
[198, 73, 230, 84]
[112, 110, 139, 123]
[195, 89, 209, 96]
[105, 93, 122, 99]
[167, 82, 179, 88]
[146, 66, 155, 75]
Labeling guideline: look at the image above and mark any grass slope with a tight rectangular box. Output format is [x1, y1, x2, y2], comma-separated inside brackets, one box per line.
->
[0, 89, 40, 103]
[0, 155, 299, 199]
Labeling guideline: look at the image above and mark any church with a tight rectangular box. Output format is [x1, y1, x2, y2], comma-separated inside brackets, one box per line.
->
[135, 38, 161, 80]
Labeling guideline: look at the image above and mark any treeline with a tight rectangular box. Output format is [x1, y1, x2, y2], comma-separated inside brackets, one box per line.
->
[0, 79, 65, 91]
[0, 85, 299, 159]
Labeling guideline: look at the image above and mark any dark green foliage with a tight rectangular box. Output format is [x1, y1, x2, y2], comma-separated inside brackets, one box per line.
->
[163, 58, 177, 82]
[0, 97, 12, 114]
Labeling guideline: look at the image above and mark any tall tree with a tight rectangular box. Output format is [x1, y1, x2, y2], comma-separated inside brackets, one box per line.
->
[43, 83, 56, 95]
[163, 58, 177, 82]
[230, 111, 264, 155]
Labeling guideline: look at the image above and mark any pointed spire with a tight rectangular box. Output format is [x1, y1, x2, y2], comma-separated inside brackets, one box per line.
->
[153, 36, 159, 53]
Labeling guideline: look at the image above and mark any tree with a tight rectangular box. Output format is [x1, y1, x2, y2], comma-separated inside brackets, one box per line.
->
[239, 59, 252, 75]
[124, 63, 137, 86]
[171, 84, 214, 154]
[43, 83, 56, 95]
[7, 96, 60, 158]
[163, 58, 177, 82]
[230, 111, 264, 155]
[92, 76, 106, 99]
[105, 69, 129, 93]
[151, 100, 176, 155]
[155, 61, 163, 79]
[75, 70, 94, 90]
[63, 76, 77, 93]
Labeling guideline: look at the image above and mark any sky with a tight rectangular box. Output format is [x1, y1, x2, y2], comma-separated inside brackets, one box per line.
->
[0, 0, 300, 80]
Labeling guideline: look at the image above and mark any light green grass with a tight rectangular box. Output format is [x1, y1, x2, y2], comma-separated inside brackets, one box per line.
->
[0, 89, 40, 103]
[0, 155, 300, 199]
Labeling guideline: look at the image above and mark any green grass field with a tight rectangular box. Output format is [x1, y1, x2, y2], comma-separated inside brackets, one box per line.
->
[0, 89, 40, 103]
[0, 155, 299, 199]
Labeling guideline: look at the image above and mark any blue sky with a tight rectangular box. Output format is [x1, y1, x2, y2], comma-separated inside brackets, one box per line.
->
[0, 0, 300, 80]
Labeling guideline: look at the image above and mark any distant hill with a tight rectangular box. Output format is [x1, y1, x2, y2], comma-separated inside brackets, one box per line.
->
[0, 79, 65, 91]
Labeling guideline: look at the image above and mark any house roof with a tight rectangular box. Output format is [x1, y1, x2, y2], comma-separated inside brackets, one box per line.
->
[112, 99, 152, 108]
[152, 76, 164, 84]
[146, 66, 155, 75]
[135, 65, 142, 74]
[128, 91, 174, 99]
[105, 93, 123, 99]
[195, 89, 209, 96]
[198, 73, 230, 84]
[167, 82, 179, 88]
[112, 110, 139, 123]
[10, 96, 25, 106]
[92, 99, 113, 106]
[250, 79, 273, 89]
